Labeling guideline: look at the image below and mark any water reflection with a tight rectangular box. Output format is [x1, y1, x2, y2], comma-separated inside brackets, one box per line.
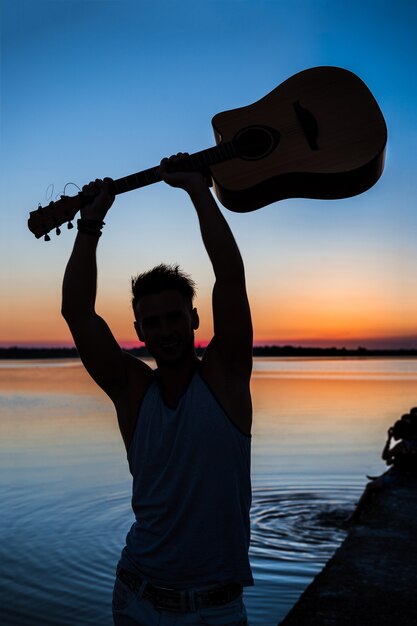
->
[252, 356, 417, 379]
[1, 358, 417, 625]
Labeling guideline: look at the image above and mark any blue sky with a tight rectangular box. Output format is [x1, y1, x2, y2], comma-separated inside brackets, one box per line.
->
[2, 0, 417, 348]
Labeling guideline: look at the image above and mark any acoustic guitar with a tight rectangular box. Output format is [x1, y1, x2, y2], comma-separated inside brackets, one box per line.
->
[28, 66, 387, 241]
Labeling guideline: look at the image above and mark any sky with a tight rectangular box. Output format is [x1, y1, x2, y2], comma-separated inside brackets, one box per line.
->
[2, 0, 417, 350]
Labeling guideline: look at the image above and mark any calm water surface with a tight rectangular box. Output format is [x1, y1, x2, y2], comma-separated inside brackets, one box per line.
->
[1, 357, 417, 626]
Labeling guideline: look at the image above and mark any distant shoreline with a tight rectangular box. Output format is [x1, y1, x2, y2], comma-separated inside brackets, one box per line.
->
[2, 346, 417, 359]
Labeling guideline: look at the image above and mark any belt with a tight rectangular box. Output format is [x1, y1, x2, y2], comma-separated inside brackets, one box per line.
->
[116, 566, 242, 613]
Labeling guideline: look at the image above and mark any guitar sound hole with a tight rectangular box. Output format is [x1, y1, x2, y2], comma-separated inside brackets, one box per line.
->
[234, 126, 279, 160]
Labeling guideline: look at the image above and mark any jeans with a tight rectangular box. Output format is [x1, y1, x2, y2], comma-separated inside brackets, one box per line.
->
[112, 576, 249, 626]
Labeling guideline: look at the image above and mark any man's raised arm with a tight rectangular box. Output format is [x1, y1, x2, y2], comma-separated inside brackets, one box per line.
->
[61, 179, 144, 400]
[158, 155, 253, 378]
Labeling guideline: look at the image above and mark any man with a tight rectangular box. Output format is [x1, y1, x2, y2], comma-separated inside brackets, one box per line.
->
[62, 153, 253, 625]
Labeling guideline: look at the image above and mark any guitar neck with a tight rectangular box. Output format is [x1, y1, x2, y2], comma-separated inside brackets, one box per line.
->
[112, 141, 236, 195]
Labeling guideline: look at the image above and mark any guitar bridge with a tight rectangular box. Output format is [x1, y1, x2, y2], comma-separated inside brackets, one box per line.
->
[293, 100, 319, 150]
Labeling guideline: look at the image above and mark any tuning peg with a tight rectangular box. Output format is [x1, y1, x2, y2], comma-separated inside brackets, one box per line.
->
[67, 221, 74, 229]
[44, 234, 51, 242]
[56, 227, 61, 236]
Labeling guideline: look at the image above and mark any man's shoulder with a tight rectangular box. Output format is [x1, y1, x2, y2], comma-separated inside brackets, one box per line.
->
[122, 350, 155, 386]
[108, 351, 154, 406]
[200, 337, 252, 383]
[112, 353, 155, 451]
[199, 341, 252, 436]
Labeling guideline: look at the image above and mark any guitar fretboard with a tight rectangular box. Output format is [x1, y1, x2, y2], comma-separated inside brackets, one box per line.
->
[112, 141, 237, 195]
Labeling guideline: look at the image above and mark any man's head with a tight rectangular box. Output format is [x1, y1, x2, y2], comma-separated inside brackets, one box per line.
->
[131, 264, 196, 312]
[131, 264, 199, 365]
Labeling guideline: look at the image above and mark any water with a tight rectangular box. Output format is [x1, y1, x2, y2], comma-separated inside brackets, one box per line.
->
[2, 357, 417, 625]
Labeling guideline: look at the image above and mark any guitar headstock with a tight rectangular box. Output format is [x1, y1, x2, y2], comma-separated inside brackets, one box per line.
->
[28, 193, 86, 240]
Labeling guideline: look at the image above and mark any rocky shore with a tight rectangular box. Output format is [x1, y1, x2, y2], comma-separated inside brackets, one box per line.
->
[279, 474, 417, 625]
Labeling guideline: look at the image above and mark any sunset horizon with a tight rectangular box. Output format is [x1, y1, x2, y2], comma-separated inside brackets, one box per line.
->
[4, 1, 417, 361]
[2, 333, 417, 352]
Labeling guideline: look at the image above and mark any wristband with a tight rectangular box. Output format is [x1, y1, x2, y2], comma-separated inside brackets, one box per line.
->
[77, 218, 105, 238]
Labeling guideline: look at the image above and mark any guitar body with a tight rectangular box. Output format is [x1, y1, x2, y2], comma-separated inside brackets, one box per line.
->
[210, 66, 387, 212]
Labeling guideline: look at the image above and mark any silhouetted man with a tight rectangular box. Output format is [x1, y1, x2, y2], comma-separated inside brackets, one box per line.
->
[62, 153, 253, 625]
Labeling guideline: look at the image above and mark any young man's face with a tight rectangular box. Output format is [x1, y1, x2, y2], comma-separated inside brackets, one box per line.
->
[134, 290, 199, 365]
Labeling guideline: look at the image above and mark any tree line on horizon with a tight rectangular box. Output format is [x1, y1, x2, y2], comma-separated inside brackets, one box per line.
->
[2, 345, 417, 359]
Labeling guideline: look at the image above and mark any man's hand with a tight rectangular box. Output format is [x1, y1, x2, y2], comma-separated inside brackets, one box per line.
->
[81, 177, 115, 220]
[157, 153, 209, 194]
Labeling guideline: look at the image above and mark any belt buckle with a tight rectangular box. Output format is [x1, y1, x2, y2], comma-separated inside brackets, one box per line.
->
[153, 586, 187, 613]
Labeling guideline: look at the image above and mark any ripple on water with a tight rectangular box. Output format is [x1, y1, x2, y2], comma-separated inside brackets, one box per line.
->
[0, 484, 132, 626]
[0, 480, 360, 625]
[250, 484, 356, 563]
[244, 484, 359, 624]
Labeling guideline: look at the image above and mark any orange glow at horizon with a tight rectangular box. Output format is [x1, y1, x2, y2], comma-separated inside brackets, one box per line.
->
[3, 284, 417, 349]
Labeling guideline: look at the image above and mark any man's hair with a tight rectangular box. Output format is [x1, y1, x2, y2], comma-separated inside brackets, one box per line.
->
[131, 263, 196, 313]
[393, 419, 410, 441]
